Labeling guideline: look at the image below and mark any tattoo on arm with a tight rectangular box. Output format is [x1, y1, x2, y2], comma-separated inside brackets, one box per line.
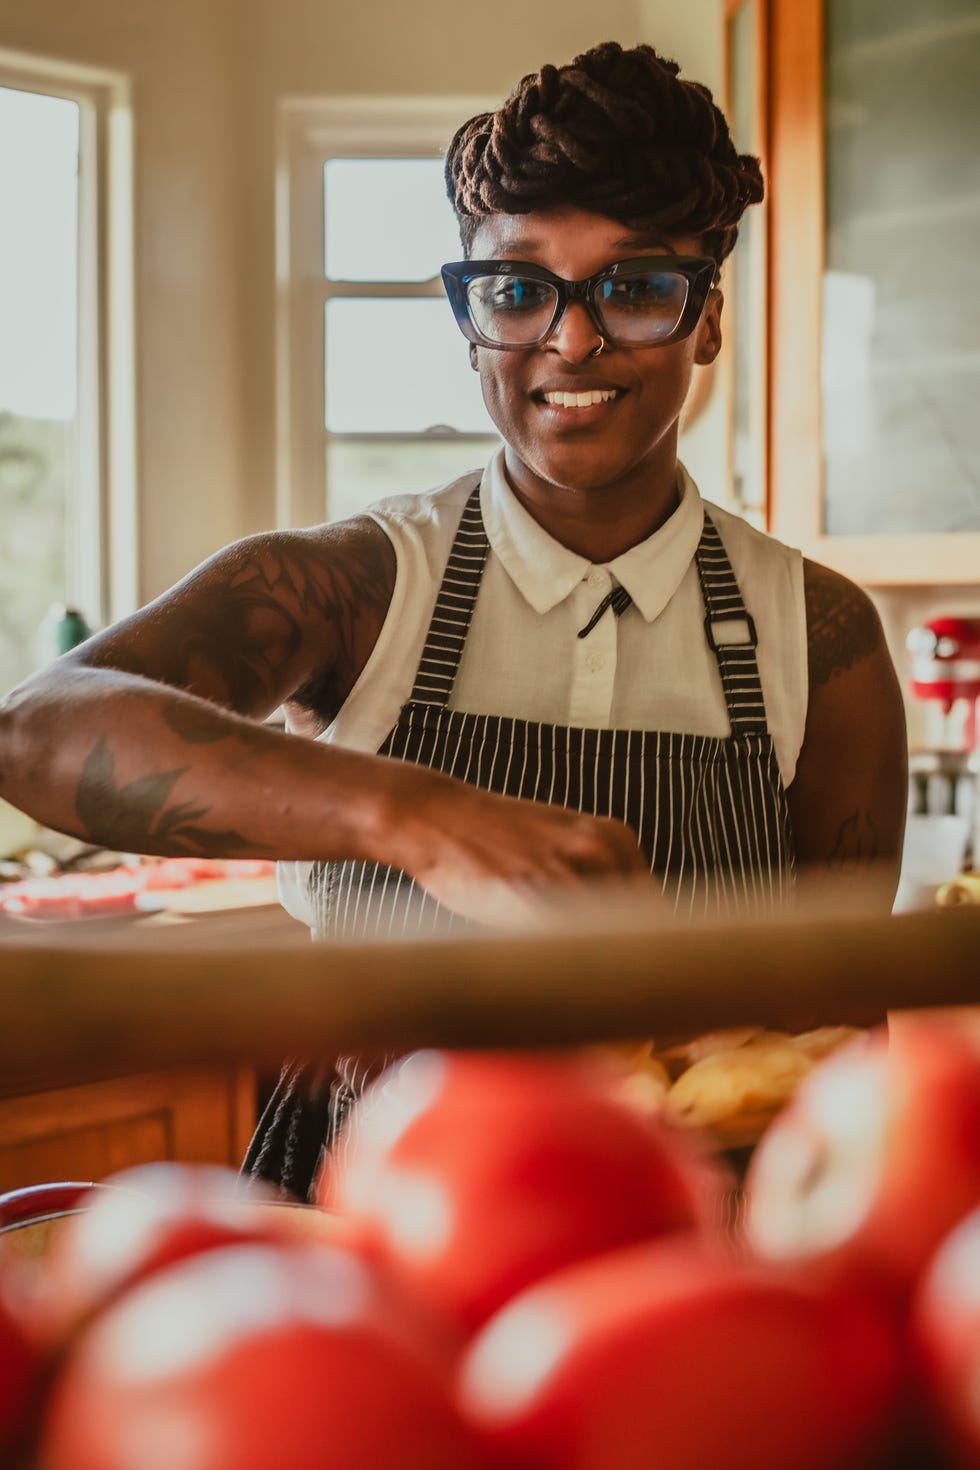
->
[75, 737, 261, 856]
[828, 808, 880, 874]
[804, 562, 883, 689]
[87, 524, 395, 726]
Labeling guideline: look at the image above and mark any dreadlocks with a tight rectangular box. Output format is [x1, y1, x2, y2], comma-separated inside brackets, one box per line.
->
[445, 40, 763, 267]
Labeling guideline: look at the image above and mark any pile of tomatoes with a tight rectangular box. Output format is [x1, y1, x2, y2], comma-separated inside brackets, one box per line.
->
[5, 1015, 980, 1469]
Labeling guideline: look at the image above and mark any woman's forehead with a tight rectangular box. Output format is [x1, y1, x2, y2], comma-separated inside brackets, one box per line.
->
[467, 208, 702, 267]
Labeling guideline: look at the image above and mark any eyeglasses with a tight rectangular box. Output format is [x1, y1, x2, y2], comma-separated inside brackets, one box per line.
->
[441, 256, 717, 351]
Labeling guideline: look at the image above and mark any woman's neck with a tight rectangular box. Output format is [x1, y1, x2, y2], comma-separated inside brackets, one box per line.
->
[501, 450, 683, 562]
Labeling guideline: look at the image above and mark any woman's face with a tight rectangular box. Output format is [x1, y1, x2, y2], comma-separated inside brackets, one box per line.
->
[466, 206, 722, 507]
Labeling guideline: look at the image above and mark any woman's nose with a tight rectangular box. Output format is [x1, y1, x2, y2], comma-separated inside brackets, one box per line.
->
[543, 300, 604, 363]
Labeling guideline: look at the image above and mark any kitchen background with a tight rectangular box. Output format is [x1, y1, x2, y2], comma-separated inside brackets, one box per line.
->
[0, 0, 978, 886]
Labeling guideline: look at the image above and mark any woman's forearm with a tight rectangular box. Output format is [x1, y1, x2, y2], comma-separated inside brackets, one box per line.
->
[0, 663, 406, 863]
[0, 660, 650, 926]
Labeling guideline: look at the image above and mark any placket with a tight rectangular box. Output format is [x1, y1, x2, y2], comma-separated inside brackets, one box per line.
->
[569, 567, 619, 727]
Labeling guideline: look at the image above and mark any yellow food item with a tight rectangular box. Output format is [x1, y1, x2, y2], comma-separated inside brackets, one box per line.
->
[665, 1041, 814, 1140]
[655, 1027, 766, 1073]
[788, 1026, 863, 1060]
[613, 1057, 672, 1116]
[937, 873, 980, 906]
[606, 1025, 866, 1141]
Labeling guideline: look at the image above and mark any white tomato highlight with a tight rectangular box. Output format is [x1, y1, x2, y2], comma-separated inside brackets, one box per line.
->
[41, 1242, 485, 1470]
[325, 1049, 725, 1331]
[745, 1020, 980, 1296]
[457, 1237, 901, 1470]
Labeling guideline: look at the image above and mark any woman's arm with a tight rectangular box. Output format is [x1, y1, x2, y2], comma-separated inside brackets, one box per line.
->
[0, 518, 647, 924]
[787, 560, 908, 913]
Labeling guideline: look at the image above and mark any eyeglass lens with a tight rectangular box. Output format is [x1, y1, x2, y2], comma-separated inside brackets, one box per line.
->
[464, 269, 692, 346]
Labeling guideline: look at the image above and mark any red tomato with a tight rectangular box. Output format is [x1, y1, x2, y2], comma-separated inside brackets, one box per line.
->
[911, 1206, 980, 1467]
[36, 1163, 290, 1343]
[41, 1241, 487, 1470]
[0, 1277, 39, 1457]
[323, 1049, 726, 1332]
[457, 1236, 901, 1470]
[744, 1019, 980, 1298]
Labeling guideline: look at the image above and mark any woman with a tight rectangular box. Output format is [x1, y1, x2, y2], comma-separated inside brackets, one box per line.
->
[0, 42, 907, 1198]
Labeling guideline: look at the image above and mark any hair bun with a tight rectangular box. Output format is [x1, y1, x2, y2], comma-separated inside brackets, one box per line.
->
[446, 40, 763, 264]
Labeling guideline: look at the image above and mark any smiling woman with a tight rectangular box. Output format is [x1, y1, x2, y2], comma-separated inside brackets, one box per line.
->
[0, 39, 907, 1204]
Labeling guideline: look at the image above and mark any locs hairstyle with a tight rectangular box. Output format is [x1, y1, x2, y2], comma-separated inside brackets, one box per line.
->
[445, 41, 764, 270]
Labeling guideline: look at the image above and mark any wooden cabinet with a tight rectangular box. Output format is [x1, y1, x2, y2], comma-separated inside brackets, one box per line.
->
[0, 1067, 256, 1193]
[759, 0, 980, 584]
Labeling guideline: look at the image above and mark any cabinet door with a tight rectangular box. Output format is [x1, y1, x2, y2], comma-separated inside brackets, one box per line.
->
[768, 0, 980, 583]
[0, 1067, 255, 1192]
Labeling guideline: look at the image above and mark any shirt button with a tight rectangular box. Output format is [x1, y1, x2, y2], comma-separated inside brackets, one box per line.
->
[585, 652, 606, 672]
[587, 571, 606, 589]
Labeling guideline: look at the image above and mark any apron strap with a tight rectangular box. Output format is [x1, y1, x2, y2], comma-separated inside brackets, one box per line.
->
[408, 480, 489, 707]
[695, 514, 769, 735]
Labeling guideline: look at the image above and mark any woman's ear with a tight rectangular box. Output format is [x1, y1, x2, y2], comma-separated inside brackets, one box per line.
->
[694, 289, 724, 366]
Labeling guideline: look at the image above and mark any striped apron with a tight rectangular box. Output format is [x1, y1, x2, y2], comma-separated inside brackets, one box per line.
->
[245, 485, 795, 1198]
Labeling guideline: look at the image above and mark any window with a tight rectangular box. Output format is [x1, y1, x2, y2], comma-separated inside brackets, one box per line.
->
[277, 98, 500, 528]
[0, 54, 134, 694]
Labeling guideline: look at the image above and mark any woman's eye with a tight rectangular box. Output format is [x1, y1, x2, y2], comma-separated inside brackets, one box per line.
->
[489, 278, 549, 311]
[602, 274, 683, 310]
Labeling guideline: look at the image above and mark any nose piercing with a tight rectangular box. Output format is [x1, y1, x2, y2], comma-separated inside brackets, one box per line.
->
[589, 336, 606, 358]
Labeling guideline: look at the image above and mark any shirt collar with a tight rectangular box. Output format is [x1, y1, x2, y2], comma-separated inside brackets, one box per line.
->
[480, 448, 705, 624]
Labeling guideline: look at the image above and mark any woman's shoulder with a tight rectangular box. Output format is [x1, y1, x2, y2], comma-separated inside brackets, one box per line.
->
[367, 467, 484, 532]
[700, 497, 802, 575]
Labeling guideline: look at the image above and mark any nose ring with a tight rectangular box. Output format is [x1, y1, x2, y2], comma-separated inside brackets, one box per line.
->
[589, 336, 606, 358]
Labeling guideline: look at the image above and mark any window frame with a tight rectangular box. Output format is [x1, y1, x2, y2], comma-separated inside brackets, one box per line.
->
[0, 48, 136, 630]
[275, 95, 499, 529]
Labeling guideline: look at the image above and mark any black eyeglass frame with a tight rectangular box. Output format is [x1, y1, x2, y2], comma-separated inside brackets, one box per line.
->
[440, 256, 718, 351]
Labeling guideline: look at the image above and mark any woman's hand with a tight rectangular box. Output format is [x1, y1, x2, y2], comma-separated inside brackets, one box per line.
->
[383, 775, 654, 929]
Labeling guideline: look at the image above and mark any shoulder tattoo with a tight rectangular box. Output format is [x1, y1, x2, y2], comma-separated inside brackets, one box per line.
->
[803, 560, 883, 690]
[86, 520, 396, 721]
[828, 808, 880, 874]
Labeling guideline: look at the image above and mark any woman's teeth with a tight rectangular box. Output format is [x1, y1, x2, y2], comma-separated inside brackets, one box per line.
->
[542, 389, 619, 408]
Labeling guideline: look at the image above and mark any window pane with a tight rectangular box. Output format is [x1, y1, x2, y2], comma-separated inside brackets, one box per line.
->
[728, 0, 766, 529]
[325, 298, 497, 434]
[0, 86, 79, 693]
[326, 438, 499, 522]
[325, 158, 462, 282]
[821, 3, 980, 534]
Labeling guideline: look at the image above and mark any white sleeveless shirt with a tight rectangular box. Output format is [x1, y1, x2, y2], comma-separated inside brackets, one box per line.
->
[278, 450, 807, 924]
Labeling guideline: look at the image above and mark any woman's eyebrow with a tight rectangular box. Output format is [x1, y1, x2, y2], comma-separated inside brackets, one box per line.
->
[474, 232, 677, 260]
[611, 233, 674, 251]
[486, 237, 541, 255]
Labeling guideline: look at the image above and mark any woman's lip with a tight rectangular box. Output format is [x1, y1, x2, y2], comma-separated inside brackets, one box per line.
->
[532, 391, 625, 420]
[531, 388, 625, 411]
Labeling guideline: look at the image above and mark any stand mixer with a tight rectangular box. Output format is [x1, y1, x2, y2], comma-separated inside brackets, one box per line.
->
[905, 614, 980, 876]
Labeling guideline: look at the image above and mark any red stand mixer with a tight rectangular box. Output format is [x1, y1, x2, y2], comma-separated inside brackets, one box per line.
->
[905, 616, 980, 867]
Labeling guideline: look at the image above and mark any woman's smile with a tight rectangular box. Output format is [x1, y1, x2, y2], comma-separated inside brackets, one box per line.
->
[532, 380, 627, 423]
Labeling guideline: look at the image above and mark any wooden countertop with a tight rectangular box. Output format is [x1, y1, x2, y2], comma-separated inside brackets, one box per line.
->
[1, 899, 978, 1098]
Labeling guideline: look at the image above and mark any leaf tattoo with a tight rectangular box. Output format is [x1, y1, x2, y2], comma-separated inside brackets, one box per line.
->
[75, 737, 258, 856]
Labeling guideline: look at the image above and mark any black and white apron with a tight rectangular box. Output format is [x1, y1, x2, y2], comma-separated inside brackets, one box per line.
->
[244, 485, 795, 1198]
